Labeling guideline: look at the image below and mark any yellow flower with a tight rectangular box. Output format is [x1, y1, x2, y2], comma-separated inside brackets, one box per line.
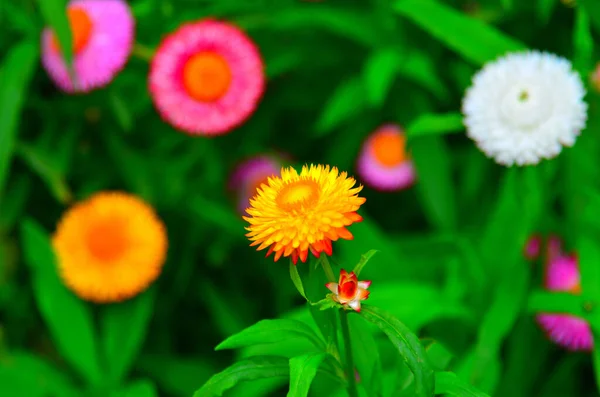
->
[52, 192, 168, 303]
[244, 164, 366, 264]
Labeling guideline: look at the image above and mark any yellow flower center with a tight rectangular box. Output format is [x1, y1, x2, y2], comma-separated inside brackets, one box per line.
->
[371, 130, 406, 167]
[51, 7, 93, 55]
[183, 52, 232, 102]
[276, 179, 320, 211]
[86, 219, 128, 262]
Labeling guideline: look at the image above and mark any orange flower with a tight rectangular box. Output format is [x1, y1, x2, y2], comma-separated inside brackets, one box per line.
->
[52, 192, 168, 303]
[326, 270, 371, 312]
[244, 164, 366, 264]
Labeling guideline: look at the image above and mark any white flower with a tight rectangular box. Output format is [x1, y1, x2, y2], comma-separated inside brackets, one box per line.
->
[462, 50, 587, 166]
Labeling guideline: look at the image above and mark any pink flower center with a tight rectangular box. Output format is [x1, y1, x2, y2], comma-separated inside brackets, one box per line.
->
[51, 7, 93, 55]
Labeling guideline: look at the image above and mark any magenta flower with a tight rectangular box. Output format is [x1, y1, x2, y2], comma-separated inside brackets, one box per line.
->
[537, 252, 593, 351]
[229, 155, 282, 215]
[356, 124, 415, 191]
[41, 0, 134, 93]
[149, 20, 265, 136]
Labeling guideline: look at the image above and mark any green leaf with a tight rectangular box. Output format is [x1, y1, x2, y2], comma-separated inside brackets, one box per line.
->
[410, 136, 457, 232]
[359, 305, 435, 397]
[136, 355, 215, 397]
[110, 91, 133, 133]
[15, 143, 72, 204]
[537, 0, 557, 24]
[363, 49, 401, 107]
[526, 291, 586, 317]
[424, 341, 453, 371]
[20, 219, 102, 387]
[394, 0, 525, 65]
[193, 356, 289, 397]
[0, 351, 79, 397]
[110, 379, 158, 397]
[0, 174, 31, 232]
[215, 319, 325, 351]
[101, 288, 157, 386]
[396, 51, 449, 100]
[352, 250, 378, 277]
[406, 113, 464, 138]
[578, 235, 600, 307]
[580, 0, 600, 35]
[0, 41, 38, 201]
[435, 372, 490, 397]
[290, 262, 307, 301]
[501, 0, 514, 10]
[573, 6, 594, 75]
[287, 353, 328, 397]
[36, 0, 73, 67]
[315, 77, 366, 136]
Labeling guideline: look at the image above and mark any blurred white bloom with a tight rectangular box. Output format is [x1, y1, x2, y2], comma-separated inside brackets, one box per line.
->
[462, 51, 587, 166]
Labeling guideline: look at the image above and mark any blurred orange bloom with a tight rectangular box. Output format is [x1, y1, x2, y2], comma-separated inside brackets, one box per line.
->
[52, 192, 168, 303]
[244, 164, 365, 264]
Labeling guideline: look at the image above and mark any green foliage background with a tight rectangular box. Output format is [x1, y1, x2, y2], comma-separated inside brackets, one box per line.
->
[2, 0, 600, 396]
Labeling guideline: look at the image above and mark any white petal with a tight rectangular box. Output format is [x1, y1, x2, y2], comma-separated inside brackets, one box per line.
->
[462, 50, 587, 166]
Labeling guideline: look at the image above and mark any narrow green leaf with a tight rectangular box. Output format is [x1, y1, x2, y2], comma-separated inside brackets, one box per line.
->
[101, 288, 157, 386]
[424, 341, 453, 371]
[315, 77, 366, 136]
[193, 356, 289, 397]
[290, 262, 307, 301]
[353, 250, 378, 277]
[526, 291, 586, 317]
[215, 319, 325, 351]
[394, 0, 525, 65]
[537, 0, 556, 24]
[573, 6, 594, 75]
[36, 0, 73, 66]
[410, 136, 457, 232]
[580, 0, 600, 35]
[0, 175, 31, 231]
[406, 113, 464, 138]
[287, 353, 328, 397]
[435, 372, 490, 397]
[501, 0, 514, 10]
[15, 143, 72, 204]
[110, 379, 158, 397]
[363, 49, 401, 107]
[0, 351, 79, 397]
[20, 219, 102, 386]
[359, 305, 435, 397]
[396, 51, 449, 100]
[110, 91, 133, 133]
[0, 41, 38, 200]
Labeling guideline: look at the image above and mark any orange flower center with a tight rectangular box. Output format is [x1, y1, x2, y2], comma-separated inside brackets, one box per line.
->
[50, 7, 93, 55]
[86, 220, 128, 262]
[569, 283, 582, 294]
[182, 52, 232, 102]
[276, 179, 320, 212]
[371, 131, 406, 167]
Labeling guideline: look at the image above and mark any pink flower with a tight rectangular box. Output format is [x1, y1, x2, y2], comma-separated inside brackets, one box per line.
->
[523, 234, 542, 260]
[326, 270, 371, 312]
[536, 251, 593, 351]
[356, 124, 415, 191]
[41, 0, 134, 93]
[149, 20, 265, 136]
[229, 155, 282, 215]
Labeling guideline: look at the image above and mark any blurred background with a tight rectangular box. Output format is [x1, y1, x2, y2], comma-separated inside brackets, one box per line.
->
[2, 0, 600, 396]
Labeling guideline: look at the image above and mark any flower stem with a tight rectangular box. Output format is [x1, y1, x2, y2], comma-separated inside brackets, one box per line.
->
[340, 309, 359, 397]
[132, 42, 155, 62]
[320, 255, 337, 282]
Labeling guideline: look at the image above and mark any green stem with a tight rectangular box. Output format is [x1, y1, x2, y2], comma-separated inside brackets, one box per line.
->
[340, 310, 359, 397]
[320, 255, 337, 282]
[132, 42, 155, 62]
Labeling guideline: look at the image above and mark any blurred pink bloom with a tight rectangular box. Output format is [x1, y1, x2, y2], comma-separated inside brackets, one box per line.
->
[149, 20, 265, 136]
[229, 155, 281, 215]
[536, 251, 592, 352]
[41, 0, 134, 93]
[356, 124, 415, 192]
[523, 234, 542, 260]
